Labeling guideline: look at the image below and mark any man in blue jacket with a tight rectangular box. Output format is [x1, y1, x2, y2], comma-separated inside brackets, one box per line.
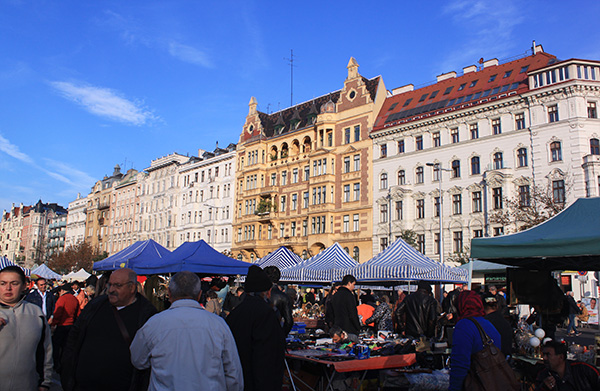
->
[25, 277, 56, 321]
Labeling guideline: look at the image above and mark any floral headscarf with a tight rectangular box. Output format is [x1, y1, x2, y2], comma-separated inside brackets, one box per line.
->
[457, 290, 485, 320]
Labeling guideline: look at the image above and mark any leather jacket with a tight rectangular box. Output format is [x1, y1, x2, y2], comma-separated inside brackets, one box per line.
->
[395, 289, 441, 338]
[270, 286, 294, 336]
[535, 361, 600, 390]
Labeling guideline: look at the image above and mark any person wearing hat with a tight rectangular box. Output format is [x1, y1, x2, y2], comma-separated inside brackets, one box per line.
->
[226, 265, 285, 391]
[395, 280, 441, 339]
[482, 292, 513, 357]
[50, 282, 80, 373]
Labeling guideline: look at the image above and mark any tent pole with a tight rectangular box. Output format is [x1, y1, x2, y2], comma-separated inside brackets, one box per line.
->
[468, 259, 473, 290]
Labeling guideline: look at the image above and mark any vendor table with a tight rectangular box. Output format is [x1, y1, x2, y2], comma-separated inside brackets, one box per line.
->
[293, 317, 326, 329]
[285, 351, 416, 391]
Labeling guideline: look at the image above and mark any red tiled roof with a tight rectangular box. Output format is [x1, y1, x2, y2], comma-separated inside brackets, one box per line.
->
[373, 52, 557, 131]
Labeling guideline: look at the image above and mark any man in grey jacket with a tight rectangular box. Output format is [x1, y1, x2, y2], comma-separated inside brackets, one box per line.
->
[0, 265, 53, 391]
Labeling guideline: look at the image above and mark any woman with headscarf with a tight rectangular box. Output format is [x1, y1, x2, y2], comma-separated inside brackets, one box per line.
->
[449, 290, 502, 391]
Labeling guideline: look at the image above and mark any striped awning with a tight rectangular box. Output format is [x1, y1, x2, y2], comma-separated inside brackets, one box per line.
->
[281, 243, 358, 283]
[345, 238, 468, 283]
[255, 246, 303, 270]
[0, 256, 31, 276]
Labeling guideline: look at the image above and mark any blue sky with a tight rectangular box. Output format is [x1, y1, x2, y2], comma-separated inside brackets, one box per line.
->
[1, 0, 599, 213]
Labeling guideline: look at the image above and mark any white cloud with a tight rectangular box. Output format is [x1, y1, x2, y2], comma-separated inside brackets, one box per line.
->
[439, 0, 524, 73]
[168, 42, 214, 68]
[0, 134, 34, 163]
[49, 81, 157, 126]
[42, 159, 96, 188]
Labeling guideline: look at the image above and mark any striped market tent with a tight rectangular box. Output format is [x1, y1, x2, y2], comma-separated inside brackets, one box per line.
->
[347, 238, 468, 284]
[0, 256, 31, 276]
[281, 243, 358, 283]
[255, 246, 303, 270]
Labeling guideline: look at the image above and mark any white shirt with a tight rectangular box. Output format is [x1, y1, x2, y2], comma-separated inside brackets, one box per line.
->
[130, 299, 243, 391]
[37, 289, 48, 317]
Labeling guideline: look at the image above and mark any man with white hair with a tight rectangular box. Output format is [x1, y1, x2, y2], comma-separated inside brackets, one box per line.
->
[131, 271, 243, 391]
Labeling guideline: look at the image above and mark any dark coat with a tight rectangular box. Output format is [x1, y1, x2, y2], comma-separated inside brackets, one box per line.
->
[331, 286, 360, 335]
[226, 294, 285, 391]
[60, 293, 157, 391]
[396, 289, 441, 338]
[25, 288, 56, 320]
[270, 286, 294, 336]
[485, 310, 513, 357]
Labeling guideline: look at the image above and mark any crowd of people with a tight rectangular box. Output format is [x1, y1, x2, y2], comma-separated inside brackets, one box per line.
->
[1, 264, 599, 391]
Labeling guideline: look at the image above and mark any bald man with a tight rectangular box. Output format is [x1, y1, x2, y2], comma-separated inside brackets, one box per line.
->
[61, 269, 157, 391]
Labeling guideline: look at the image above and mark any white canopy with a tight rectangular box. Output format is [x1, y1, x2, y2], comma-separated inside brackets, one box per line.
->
[64, 268, 91, 281]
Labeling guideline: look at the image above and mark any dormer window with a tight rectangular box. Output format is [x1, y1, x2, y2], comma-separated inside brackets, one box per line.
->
[520, 66, 529, 73]
[429, 90, 439, 99]
[403, 98, 413, 107]
[469, 80, 478, 88]
[503, 70, 512, 78]
[419, 93, 428, 102]
[443, 86, 453, 95]
[488, 74, 497, 82]
[458, 83, 466, 91]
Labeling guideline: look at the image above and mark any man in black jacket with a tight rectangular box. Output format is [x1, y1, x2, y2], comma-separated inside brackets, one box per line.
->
[395, 280, 440, 338]
[264, 265, 294, 336]
[25, 277, 56, 320]
[482, 293, 513, 357]
[61, 268, 157, 391]
[331, 274, 360, 337]
[226, 265, 285, 391]
[535, 340, 599, 390]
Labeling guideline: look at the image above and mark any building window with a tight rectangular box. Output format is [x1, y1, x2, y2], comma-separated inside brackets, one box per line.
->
[380, 173, 388, 189]
[433, 165, 440, 181]
[353, 154, 360, 171]
[472, 191, 482, 213]
[416, 167, 424, 183]
[292, 168, 298, 183]
[517, 148, 528, 167]
[492, 118, 501, 135]
[353, 246, 359, 261]
[591, 138, 600, 155]
[291, 193, 297, 210]
[353, 183, 360, 201]
[416, 135, 423, 150]
[518, 185, 530, 207]
[492, 187, 503, 209]
[471, 156, 480, 175]
[380, 204, 388, 223]
[344, 156, 351, 173]
[353, 214, 359, 231]
[302, 220, 307, 236]
[344, 127, 351, 144]
[453, 231, 463, 253]
[433, 132, 441, 147]
[588, 102, 597, 118]
[451, 128, 459, 143]
[303, 192, 309, 208]
[344, 185, 350, 202]
[434, 233, 440, 254]
[398, 170, 406, 185]
[354, 125, 360, 142]
[395, 200, 403, 220]
[280, 196, 286, 212]
[398, 140, 405, 154]
[473, 229, 483, 238]
[552, 180, 565, 203]
[493, 227, 504, 236]
[515, 113, 525, 130]
[417, 234, 425, 254]
[281, 171, 287, 186]
[548, 105, 559, 123]
[343, 215, 349, 233]
[380, 144, 387, 158]
[291, 221, 296, 236]
[470, 123, 479, 139]
[452, 194, 462, 215]
[434, 196, 440, 217]
[493, 152, 503, 169]
[452, 160, 461, 178]
[416, 199, 425, 219]
[380, 237, 388, 252]
[550, 141, 562, 161]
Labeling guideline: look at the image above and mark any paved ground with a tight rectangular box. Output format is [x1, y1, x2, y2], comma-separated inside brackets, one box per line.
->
[555, 324, 600, 347]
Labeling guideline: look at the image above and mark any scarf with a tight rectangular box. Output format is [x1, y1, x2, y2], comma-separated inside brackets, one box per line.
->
[457, 290, 485, 320]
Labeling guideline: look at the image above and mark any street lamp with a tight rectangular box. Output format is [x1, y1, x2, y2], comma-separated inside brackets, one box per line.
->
[426, 162, 452, 264]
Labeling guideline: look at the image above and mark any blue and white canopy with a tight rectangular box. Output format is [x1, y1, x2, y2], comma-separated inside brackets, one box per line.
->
[94, 239, 171, 271]
[31, 264, 62, 280]
[0, 256, 31, 276]
[281, 243, 358, 283]
[347, 238, 468, 283]
[255, 246, 302, 270]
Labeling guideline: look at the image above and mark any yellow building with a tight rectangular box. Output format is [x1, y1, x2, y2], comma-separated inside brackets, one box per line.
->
[232, 58, 385, 263]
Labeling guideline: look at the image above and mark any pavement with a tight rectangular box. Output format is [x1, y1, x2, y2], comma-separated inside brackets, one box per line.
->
[555, 324, 600, 348]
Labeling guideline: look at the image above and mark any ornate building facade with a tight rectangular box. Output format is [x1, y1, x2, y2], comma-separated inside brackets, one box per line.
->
[108, 168, 139, 253]
[232, 58, 386, 262]
[65, 193, 87, 249]
[0, 203, 30, 263]
[371, 44, 600, 261]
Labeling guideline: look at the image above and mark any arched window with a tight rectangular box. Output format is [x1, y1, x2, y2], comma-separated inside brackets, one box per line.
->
[471, 156, 480, 175]
[452, 160, 461, 178]
[517, 148, 528, 167]
[380, 173, 388, 189]
[550, 142, 562, 161]
[416, 167, 424, 183]
[343, 247, 350, 254]
[302, 250, 308, 259]
[353, 247, 359, 262]
[493, 152, 503, 169]
[398, 170, 406, 185]
[237, 254, 243, 261]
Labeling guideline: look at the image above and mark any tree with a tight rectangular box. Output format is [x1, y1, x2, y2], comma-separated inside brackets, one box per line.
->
[490, 182, 568, 233]
[447, 245, 471, 265]
[399, 229, 418, 250]
[48, 241, 106, 275]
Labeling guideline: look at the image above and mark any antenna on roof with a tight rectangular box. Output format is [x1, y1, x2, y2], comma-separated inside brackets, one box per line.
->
[284, 50, 296, 107]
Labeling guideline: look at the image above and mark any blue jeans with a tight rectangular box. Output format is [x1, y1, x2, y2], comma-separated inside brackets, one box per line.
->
[567, 313, 578, 334]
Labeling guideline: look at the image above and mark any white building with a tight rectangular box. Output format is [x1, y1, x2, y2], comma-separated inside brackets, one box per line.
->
[65, 194, 87, 249]
[0, 203, 28, 262]
[371, 44, 600, 263]
[109, 169, 140, 253]
[177, 143, 236, 254]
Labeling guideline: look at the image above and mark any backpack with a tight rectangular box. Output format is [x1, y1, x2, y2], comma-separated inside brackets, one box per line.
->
[463, 318, 520, 391]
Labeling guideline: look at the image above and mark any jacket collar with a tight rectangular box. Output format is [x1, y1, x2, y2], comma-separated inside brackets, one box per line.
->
[169, 299, 202, 310]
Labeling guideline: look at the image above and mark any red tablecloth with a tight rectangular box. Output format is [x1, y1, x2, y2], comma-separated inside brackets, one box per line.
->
[286, 352, 417, 373]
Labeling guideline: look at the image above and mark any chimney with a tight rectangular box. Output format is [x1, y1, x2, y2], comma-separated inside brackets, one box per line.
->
[437, 71, 457, 82]
[463, 65, 477, 74]
[391, 84, 414, 95]
[483, 59, 499, 68]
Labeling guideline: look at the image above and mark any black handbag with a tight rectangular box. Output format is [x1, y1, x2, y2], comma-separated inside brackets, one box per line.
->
[463, 318, 520, 391]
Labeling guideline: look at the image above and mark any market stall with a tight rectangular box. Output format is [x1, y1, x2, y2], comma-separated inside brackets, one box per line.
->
[31, 264, 62, 280]
[93, 239, 171, 272]
[281, 243, 358, 284]
[255, 246, 303, 269]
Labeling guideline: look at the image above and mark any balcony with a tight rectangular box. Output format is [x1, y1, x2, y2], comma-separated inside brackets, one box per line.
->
[98, 202, 110, 210]
[259, 186, 279, 196]
[309, 173, 335, 185]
